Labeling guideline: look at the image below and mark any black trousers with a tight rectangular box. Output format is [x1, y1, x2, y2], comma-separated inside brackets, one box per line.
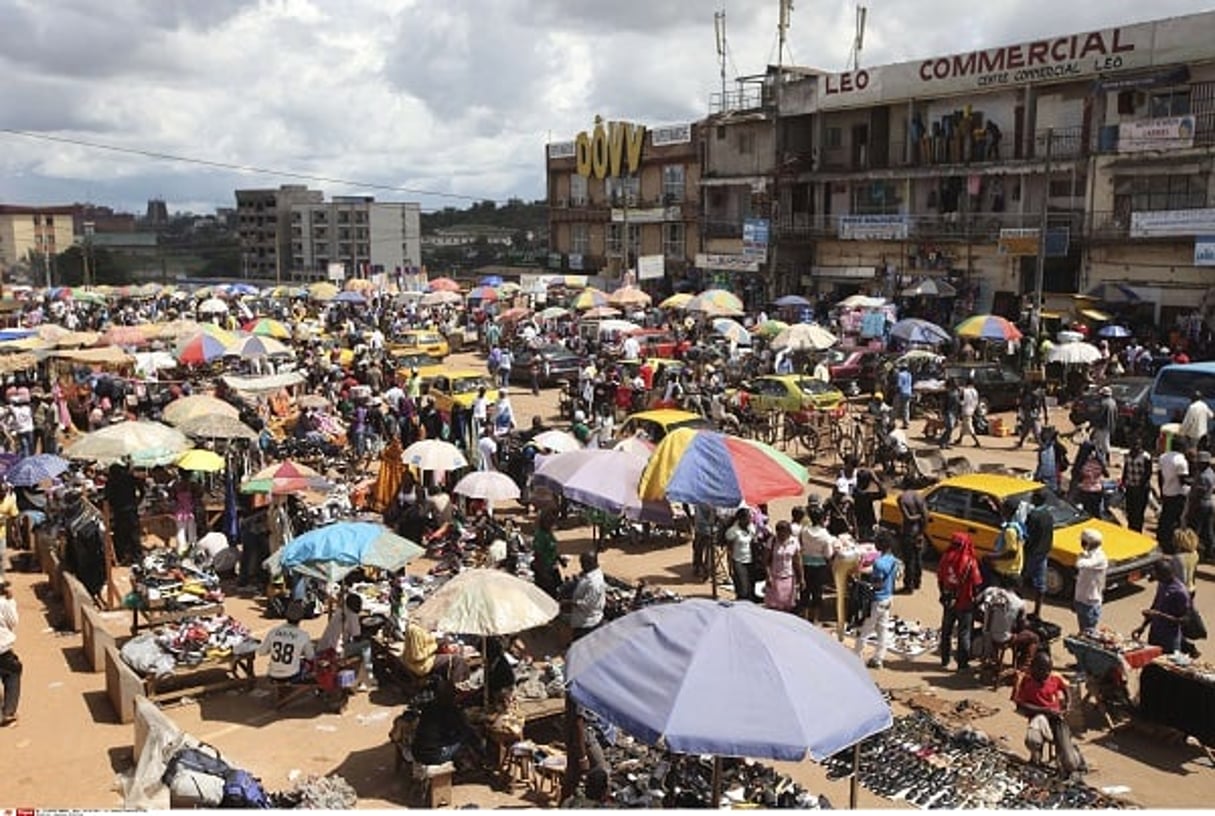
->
[1124, 484, 1149, 533]
[112, 508, 140, 565]
[900, 523, 924, 590]
[0, 649, 21, 718]
[1159, 495, 1186, 553]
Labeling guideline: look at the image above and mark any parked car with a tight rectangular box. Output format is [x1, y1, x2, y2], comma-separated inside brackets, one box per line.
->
[943, 363, 1023, 413]
[393, 329, 450, 359]
[1147, 361, 1215, 432]
[428, 370, 497, 415]
[829, 350, 884, 393]
[508, 344, 584, 387]
[390, 352, 445, 385]
[879, 473, 1161, 597]
[1068, 377, 1153, 446]
[726, 375, 846, 413]
[618, 409, 711, 443]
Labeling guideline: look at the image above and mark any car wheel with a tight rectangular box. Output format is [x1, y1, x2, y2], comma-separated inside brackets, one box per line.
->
[977, 397, 990, 416]
[1044, 560, 1072, 599]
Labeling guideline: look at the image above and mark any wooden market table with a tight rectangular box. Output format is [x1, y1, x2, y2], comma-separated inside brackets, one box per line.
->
[1063, 636, 1162, 727]
[142, 651, 257, 704]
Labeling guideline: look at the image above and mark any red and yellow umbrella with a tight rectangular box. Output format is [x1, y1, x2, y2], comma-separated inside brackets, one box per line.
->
[639, 428, 807, 507]
[241, 461, 332, 495]
[954, 314, 1023, 341]
[243, 318, 292, 339]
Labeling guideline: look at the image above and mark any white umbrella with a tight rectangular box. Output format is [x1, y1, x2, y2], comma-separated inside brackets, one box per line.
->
[838, 295, 886, 309]
[453, 470, 521, 503]
[64, 421, 191, 466]
[1047, 341, 1101, 366]
[197, 297, 229, 314]
[225, 334, 294, 359]
[403, 439, 468, 471]
[420, 290, 463, 307]
[771, 323, 838, 351]
[531, 430, 583, 453]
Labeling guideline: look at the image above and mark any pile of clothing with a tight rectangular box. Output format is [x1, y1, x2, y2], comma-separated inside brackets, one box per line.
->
[122, 614, 258, 676]
[132, 549, 224, 610]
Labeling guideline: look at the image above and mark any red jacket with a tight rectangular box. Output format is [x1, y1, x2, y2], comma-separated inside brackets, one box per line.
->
[938, 543, 982, 611]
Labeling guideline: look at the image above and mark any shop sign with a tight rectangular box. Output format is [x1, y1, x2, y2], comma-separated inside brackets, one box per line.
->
[1195, 236, 1215, 267]
[1117, 115, 1196, 153]
[816, 13, 1215, 109]
[743, 218, 770, 260]
[650, 123, 692, 147]
[1131, 208, 1215, 238]
[568, 253, 584, 271]
[611, 206, 681, 224]
[808, 266, 876, 280]
[998, 228, 1040, 256]
[637, 255, 665, 280]
[575, 117, 645, 180]
[327, 262, 346, 282]
[547, 141, 576, 159]
[838, 214, 909, 241]
[695, 253, 759, 273]
[547, 252, 563, 269]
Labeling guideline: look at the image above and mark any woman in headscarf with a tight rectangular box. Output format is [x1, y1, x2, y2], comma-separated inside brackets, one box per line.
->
[936, 531, 983, 671]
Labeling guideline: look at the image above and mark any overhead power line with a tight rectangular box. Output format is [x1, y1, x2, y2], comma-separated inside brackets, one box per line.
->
[0, 127, 508, 205]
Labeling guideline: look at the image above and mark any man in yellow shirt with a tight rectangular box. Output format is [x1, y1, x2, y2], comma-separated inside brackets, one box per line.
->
[402, 618, 468, 683]
[0, 485, 18, 578]
[983, 498, 1024, 588]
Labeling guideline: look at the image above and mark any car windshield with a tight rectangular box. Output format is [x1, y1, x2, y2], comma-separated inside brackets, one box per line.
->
[1007, 489, 1089, 528]
[415, 333, 442, 344]
[451, 377, 487, 394]
[1110, 381, 1148, 401]
[795, 378, 834, 395]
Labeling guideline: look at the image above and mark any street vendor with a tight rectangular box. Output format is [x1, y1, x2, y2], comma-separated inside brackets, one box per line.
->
[402, 617, 470, 684]
[320, 592, 373, 691]
[1012, 651, 1085, 777]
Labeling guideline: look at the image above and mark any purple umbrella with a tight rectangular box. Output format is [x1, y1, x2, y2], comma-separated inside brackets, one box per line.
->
[531, 448, 672, 524]
[6, 454, 70, 487]
[334, 290, 366, 304]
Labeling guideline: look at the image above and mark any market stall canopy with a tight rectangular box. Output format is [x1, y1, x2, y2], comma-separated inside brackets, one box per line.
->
[242, 460, 332, 495]
[685, 289, 745, 317]
[901, 278, 957, 298]
[220, 371, 307, 395]
[770, 323, 837, 352]
[566, 598, 891, 762]
[163, 394, 240, 426]
[176, 449, 226, 473]
[890, 318, 951, 347]
[411, 568, 560, 637]
[572, 287, 609, 311]
[134, 352, 179, 377]
[0, 352, 40, 374]
[1047, 341, 1101, 366]
[639, 428, 808, 507]
[197, 297, 229, 314]
[427, 277, 461, 292]
[419, 290, 463, 307]
[659, 293, 693, 310]
[308, 282, 339, 301]
[753, 320, 789, 339]
[530, 430, 583, 454]
[175, 331, 229, 364]
[537, 306, 570, 320]
[532, 448, 672, 524]
[101, 325, 149, 348]
[224, 334, 294, 359]
[177, 413, 259, 441]
[712, 318, 752, 346]
[333, 290, 366, 304]
[608, 286, 651, 308]
[277, 521, 423, 583]
[773, 294, 811, 307]
[402, 439, 468, 471]
[5, 454, 70, 487]
[243, 318, 292, 339]
[954, 314, 1023, 342]
[466, 285, 499, 302]
[582, 306, 622, 319]
[64, 421, 191, 466]
[49, 346, 135, 367]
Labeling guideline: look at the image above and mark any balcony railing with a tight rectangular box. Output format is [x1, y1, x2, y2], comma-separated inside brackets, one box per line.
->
[775, 210, 1085, 241]
[815, 127, 1086, 173]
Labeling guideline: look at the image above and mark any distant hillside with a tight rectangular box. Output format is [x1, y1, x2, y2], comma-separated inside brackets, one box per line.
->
[421, 199, 547, 236]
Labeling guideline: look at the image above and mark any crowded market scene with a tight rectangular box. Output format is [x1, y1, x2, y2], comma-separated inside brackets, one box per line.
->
[0, 273, 1209, 810]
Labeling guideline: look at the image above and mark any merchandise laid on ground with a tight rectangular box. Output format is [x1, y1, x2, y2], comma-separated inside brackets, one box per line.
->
[845, 615, 939, 657]
[824, 710, 1129, 809]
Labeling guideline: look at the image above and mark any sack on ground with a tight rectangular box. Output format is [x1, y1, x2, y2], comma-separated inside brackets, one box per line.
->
[163, 744, 231, 807]
[220, 769, 271, 809]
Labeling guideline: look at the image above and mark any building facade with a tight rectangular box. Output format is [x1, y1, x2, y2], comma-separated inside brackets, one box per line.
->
[235, 185, 323, 280]
[288, 196, 421, 283]
[546, 119, 701, 290]
[759, 9, 1215, 325]
[0, 205, 75, 281]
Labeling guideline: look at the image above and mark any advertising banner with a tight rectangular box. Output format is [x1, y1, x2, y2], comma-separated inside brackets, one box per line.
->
[838, 214, 910, 241]
[696, 253, 759, 273]
[998, 228, 1040, 256]
[743, 218, 770, 260]
[1118, 115, 1196, 152]
[637, 255, 665, 280]
[1195, 236, 1215, 267]
[1131, 209, 1215, 238]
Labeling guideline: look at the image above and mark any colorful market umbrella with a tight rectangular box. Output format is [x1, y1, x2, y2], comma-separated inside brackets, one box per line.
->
[64, 421, 191, 466]
[175, 331, 230, 364]
[5, 454, 70, 487]
[427, 277, 461, 292]
[496, 307, 532, 323]
[243, 318, 292, 339]
[533, 448, 672, 524]
[225, 334, 294, 359]
[711, 318, 751, 346]
[308, 282, 339, 301]
[101, 325, 149, 348]
[753, 319, 790, 338]
[479, 275, 505, 287]
[901, 278, 957, 298]
[278, 521, 424, 583]
[163, 394, 240, 426]
[686, 289, 744, 317]
[333, 290, 366, 304]
[537, 306, 570, 320]
[420, 290, 463, 307]
[639, 428, 808, 507]
[659, 293, 693, 310]
[453, 470, 521, 503]
[344, 277, 374, 292]
[403, 439, 469, 471]
[176, 449, 226, 473]
[771, 323, 838, 351]
[889, 318, 951, 346]
[582, 306, 622, 319]
[572, 287, 609, 311]
[467, 285, 499, 302]
[955, 314, 1023, 341]
[608, 286, 651, 308]
[613, 435, 655, 459]
[241, 461, 332, 495]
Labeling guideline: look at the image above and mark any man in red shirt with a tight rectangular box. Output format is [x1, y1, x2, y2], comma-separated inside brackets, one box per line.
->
[1013, 651, 1084, 775]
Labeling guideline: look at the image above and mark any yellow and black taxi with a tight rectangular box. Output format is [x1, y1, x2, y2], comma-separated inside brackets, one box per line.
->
[428, 370, 498, 416]
[879, 473, 1160, 597]
[727, 375, 846, 414]
[618, 409, 711, 444]
[393, 329, 450, 359]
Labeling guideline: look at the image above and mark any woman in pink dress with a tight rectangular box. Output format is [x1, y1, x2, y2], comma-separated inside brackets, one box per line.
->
[764, 521, 804, 612]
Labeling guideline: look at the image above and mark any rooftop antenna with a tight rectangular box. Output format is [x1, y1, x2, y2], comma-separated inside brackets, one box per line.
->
[714, 10, 728, 106]
[777, 0, 793, 69]
[850, 4, 868, 71]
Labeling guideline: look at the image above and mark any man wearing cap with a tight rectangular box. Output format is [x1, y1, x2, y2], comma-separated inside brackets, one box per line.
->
[1073, 529, 1107, 634]
[1185, 450, 1215, 559]
[1091, 385, 1117, 462]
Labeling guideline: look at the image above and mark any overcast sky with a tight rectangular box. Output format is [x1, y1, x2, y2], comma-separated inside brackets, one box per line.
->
[1, 0, 1210, 216]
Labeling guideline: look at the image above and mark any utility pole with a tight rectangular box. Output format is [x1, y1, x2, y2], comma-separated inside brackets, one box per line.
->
[1033, 127, 1053, 339]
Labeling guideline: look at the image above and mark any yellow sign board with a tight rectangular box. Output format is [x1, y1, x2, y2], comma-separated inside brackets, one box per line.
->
[575, 117, 645, 180]
[998, 228, 1040, 256]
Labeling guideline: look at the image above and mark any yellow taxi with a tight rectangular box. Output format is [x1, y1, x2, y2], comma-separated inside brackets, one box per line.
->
[879, 473, 1161, 597]
[727, 375, 846, 413]
[393, 329, 450, 359]
[618, 409, 711, 444]
[392, 352, 445, 386]
[428, 370, 497, 415]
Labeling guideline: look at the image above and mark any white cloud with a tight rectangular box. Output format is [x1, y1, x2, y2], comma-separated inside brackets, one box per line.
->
[0, 0, 1210, 214]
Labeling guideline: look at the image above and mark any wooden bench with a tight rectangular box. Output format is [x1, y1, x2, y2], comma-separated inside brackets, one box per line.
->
[81, 603, 118, 673]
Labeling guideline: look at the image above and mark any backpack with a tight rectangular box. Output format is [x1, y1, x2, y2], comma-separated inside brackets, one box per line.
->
[220, 769, 270, 809]
[163, 744, 232, 807]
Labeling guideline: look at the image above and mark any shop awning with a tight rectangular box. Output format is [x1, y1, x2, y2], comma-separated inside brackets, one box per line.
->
[221, 371, 306, 394]
[50, 347, 134, 366]
[0, 352, 38, 373]
[1080, 309, 1113, 322]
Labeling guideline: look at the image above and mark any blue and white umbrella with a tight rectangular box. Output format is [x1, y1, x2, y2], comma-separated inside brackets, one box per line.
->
[890, 317, 951, 347]
[334, 290, 367, 304]
[5, 454, 70, 487]
[278, 521, 424, 583]
[773, 294, 811, 307]
[1097, 324, 1132, 339]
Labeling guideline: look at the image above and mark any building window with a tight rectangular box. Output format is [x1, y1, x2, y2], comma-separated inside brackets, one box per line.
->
[607, 224, 623, 255]
[606, 176, 639, 206]
[570, 174, 588, 206]
[571, 223, 590, 255]
[1120, 174, 1207, 211]
[738, 132, 755, 154]
[314, 242, 329, 255]
[663, 223, 685, 258]
[662, 165, 685, 203]
[339, 243, 352, 257]
[1151, 90, 1191, 118]
[45, 216, 54, 226]
[851, 180, 900, 214]
[312, 211, 327, 223]
[356, 244, 368, 256]
[825, 127, 843, 149]
[338, 211, 350, 224]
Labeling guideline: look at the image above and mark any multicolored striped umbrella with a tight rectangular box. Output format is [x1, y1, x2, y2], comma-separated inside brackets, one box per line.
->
[712, 318, 751, 345]
[753, 319, 790, 338]
[5, 454, 70, 487]
[243, 318, 292, 339]
[954, 314, 1023, 341]
[241, 461, 332, 495]
[467, 285, 499, 302]
[659, 293, 694, 309]
[686, 289, 744, 317]
[639, 428, 807, 507]
[174, 331, 229, 364]
[572, 287, 609, 311]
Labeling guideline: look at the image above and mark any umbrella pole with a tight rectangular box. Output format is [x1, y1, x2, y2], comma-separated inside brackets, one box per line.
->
[483, 634, 490, 711]
[710, 517, 719, 600]
[711, 756, 722, 808]
[849, 742, 860, 809]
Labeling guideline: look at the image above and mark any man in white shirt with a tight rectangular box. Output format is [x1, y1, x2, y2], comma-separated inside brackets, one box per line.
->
[319, 592, 371, 690]
[957, 381, 981, 447]
[0, 580, 21, 724]
[565, 552, 606, 639]
[1180, 390, 1213, 450]
[493, 390, 516, 437]
[471, 387, 489, 440]
[477, 426, 499, 471]
[1157, 438, 1190, 550]
[621, 334, 641, 361]
[1073, 529, 1107, 634]
[259, 600, 316, 682]
[812, 358, 830, 383]
[383, 383, 405, 413]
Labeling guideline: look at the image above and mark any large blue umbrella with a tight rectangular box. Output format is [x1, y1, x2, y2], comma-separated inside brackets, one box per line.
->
[773, 294, 811, 307]
[1097, 324, 1132, 339]
[278, 521, 423, 582]
[890, 317, 951, 346]
[566, 599, 891, 763]
[479, 275, 504, 287]
[5, 454, 70, 487]
[333, 290, 367, 304]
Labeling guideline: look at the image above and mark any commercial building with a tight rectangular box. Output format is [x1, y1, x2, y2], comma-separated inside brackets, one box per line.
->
[546, 119, 701, 290]
[0, 204, 75, 281]
[235, 185, 322, 279]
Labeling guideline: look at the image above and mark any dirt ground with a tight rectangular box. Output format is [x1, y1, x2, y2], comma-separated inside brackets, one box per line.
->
[2, 349, 1215, 809]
